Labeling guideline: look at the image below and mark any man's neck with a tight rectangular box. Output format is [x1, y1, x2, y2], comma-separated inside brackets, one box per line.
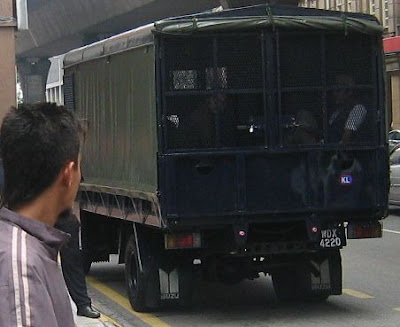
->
[13, 191, 61, 227]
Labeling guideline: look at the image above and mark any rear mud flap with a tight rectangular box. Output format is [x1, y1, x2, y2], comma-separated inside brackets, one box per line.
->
[309, 250, 342, 295]
[310, 259, 331, 291]
[159, 268, 180, 300]
[157, 262, 194, 307]
[272, 250, 342, 301]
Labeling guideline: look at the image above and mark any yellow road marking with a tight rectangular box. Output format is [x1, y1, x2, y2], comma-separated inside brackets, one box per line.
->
[394, 307, 400, 312]
[97, 311, 124, 327]
[87, 276, 172, 327]
[343, 288, 374, 299]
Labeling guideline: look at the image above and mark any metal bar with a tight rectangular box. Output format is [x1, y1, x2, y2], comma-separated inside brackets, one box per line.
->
[265, 31, 276, 147]
[158, 36, 168, 152]
[370, 36, 379, 142]
[79, 183, 157, 202]
[213, 37, 222, 147]
[79, 191, 162, 228]
[275, 29, 282, 146]
[165, 88, 264, 96]
[321, 33, 328, 145]
[161, 144, 380, 157]
[113, 193, 125, 220]
[236, 154, 246, 211]
[261, 30, 268, 147]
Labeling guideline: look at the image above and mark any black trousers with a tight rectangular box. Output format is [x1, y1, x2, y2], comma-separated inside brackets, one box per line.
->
[55, 213, 91, 308]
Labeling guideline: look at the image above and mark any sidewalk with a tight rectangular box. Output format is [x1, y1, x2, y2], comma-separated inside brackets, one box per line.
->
[71, 298, 119, 327]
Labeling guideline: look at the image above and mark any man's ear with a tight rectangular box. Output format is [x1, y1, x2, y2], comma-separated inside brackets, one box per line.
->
[61, 161, 76, 187]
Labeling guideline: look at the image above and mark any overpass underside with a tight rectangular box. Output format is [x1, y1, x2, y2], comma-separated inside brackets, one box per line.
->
[16, 0, 299, 103]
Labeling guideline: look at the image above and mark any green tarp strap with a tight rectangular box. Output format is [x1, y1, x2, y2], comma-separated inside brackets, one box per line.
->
[341, 14, 348, 36]
[265, 5, 275, 32]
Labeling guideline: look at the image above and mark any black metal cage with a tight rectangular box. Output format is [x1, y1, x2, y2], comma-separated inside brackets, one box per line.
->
[160, 30, 379, 151]
[157, 22, 386, 221]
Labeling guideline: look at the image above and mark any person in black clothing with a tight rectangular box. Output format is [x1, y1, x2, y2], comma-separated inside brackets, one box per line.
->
[55, 210, 100, 319]
[329, 74, 367, 143]
[183, 93, 236, 148]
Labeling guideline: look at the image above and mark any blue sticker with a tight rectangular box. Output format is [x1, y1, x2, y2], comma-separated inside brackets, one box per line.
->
[340, 174, 353, 185]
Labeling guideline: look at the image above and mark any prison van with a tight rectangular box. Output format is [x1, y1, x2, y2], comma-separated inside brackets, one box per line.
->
[63, 4, 388, 312]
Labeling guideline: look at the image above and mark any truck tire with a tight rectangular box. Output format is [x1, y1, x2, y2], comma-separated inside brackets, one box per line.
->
[124, 226, 196, 311]
[124, 232, 160, 312]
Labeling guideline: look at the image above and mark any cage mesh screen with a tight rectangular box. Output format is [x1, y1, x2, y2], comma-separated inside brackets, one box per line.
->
[164, 33, 265, 150]
[325, 34, 374, 144]
[162, 31, 377, 151]
[279, 35, 322, 87]
[165, 38, 213, 91]
[234, 94, 265, 147]
[281, 91, 323, 145]
[327, 89, 374, 144]
[165, 94, 265, 149]
[326, 35, 372, 85]
[216, 35, 263, 89]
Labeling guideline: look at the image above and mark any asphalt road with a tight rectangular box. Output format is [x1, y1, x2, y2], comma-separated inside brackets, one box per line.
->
[87, 209, 400, 327]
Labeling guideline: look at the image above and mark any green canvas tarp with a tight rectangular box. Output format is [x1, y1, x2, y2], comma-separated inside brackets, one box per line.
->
[154, 15, 383, 35]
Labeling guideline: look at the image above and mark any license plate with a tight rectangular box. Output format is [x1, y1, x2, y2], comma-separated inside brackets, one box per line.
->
[320, 228, 343, 248]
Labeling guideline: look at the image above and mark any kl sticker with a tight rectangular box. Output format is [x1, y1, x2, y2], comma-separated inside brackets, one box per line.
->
[340, 174, 353, 185]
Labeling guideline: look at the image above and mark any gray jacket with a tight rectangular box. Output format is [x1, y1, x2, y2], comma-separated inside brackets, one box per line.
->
[0, 207, 75, 327]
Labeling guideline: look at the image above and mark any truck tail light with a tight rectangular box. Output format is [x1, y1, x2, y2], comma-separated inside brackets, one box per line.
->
[347, 221, 382, 239]
[165, 233, 201, 249]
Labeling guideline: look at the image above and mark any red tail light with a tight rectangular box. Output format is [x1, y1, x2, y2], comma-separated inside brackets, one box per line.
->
[347, 221, 382, 239]
[165, 233, 201, 249]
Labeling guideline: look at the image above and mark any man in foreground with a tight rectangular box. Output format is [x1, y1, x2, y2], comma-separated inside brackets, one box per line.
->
[0, 103, 83, 327]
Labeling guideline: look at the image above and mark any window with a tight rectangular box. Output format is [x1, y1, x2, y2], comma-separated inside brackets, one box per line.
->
[370, 0, 376, 15]
[384, 0, 389, 28]
[348, 0, 353, 12]
[337, 0, 343, 11]
[325, 0, 331, 10]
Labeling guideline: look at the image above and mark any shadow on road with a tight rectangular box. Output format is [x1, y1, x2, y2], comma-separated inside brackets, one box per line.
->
[388, 205, 400, 217]
[87, 257, 375, 327]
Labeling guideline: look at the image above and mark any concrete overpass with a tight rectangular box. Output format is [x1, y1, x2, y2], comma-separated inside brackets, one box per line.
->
[10, 0, 298, 104]
[17, 0, 298, 58]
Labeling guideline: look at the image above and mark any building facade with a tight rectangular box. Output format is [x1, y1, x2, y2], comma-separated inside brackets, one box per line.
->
[45, 55, 64, 105]
[300, 0, 400, 129]
[300, 0, 398, 36]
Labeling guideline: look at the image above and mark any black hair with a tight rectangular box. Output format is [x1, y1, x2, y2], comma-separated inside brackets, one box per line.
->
[0, 102, 83, 209]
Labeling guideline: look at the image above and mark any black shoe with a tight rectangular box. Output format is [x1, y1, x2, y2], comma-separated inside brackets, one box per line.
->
[77, 305, 100, 319]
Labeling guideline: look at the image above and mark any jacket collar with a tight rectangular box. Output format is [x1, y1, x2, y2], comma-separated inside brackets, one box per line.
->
[0, 207, 70, 251]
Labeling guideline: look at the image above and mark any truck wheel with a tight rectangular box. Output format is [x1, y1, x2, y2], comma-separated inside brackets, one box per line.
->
[124, 232, 159, 312]
[125, 227, 196, 311]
